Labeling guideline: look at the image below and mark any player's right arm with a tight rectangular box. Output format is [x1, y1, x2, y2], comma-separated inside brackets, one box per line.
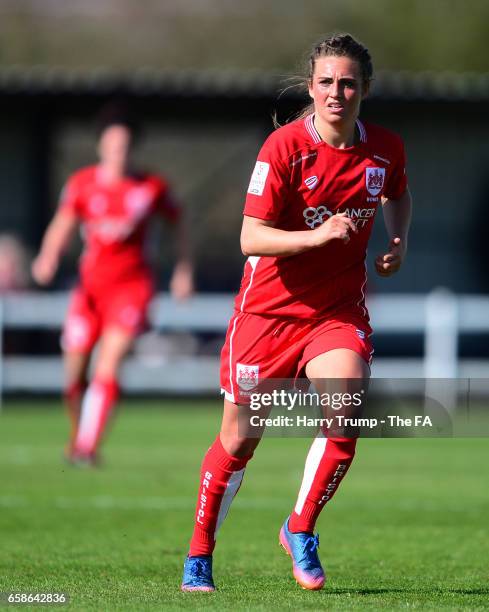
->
[31, 209, 79, 286]
[32, 173, 83, 286]
[241, 213, 357, 257]
[241, 133, 356, 258]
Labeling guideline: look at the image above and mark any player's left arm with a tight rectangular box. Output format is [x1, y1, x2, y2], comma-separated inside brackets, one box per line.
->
[375, 187, 412, 277]
[155, 177, 194, 300]
[169, 211, 194, 300]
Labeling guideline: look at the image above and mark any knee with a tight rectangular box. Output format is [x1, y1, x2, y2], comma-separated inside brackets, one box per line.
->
[219, 431, 259, 459]
[94, 355, 123, 381]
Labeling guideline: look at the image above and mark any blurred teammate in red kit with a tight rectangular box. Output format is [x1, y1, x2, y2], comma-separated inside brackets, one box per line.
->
[32, 104, 193, 465]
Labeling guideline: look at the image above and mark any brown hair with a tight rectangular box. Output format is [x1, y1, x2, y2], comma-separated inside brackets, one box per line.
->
[277, 33, 373, 125]
[96, 100, 141, 142]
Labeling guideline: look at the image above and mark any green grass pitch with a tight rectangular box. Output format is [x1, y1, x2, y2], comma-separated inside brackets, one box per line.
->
[0, 399, 488, 610]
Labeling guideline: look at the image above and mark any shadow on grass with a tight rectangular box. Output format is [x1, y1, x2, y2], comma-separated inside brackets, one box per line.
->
[324, 587, 489, 596]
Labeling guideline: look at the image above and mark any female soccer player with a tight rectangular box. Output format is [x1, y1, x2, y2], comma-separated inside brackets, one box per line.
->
[32, 104, 193, 465]
[181, 33, 411, 591]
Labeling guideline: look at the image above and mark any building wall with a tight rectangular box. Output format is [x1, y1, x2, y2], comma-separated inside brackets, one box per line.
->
[364, 101, 489, 293]
[1, 93, 487, 294]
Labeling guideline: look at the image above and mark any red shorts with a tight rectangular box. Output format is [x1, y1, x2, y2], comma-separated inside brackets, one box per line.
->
[220, 310, 373, 404]
[62, 277, 154, 353]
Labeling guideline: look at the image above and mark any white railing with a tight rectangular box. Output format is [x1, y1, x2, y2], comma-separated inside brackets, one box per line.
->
[0, 288, 488, 398]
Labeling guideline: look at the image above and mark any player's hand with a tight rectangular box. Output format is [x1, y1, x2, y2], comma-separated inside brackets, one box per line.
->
[312, 212, 358, 247]
[375, 237, 405, 277]
[31, 255, 58, 286]
[170, 260, 194, 301]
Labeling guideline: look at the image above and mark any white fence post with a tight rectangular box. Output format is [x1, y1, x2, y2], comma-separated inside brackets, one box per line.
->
[424, 287, 458, 412]
[424, 287, 458, 378]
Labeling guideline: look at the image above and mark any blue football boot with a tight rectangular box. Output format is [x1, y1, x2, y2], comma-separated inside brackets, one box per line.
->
[279, 516, 325, 590]
[181, 555, 216, 592]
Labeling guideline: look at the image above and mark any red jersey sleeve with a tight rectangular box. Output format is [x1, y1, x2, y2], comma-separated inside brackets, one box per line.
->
[154, 177, 181, 223]
[244, 140, 290, 221]
[383, 136, 408, 201]
[58, 173, 83, 216]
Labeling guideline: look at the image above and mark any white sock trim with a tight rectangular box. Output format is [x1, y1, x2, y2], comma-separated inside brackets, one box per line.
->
[294, 436, 327, 515]
[75, 382, 105, 453]
[214, 467, 246, 536]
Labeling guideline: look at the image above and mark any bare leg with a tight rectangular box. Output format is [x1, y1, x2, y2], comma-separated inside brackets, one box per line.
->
[93, 326, 136, 381]
[74, 327, 135, 458]
[219, 399, 263, 457]
[305, 348, 370, 381]
[63, 350, 90, 453]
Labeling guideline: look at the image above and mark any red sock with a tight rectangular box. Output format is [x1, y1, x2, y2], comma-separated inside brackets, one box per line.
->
[74, 377, 119, 456]
[63, 381, 87, 451]
[188, 435, 253, 557]
[288, 436, 357, 534]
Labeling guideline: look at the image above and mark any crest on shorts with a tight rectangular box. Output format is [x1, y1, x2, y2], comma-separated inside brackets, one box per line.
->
[365, 167, 385, 196]
[62, 315, 89, 351]
[236, 363, 259, 391]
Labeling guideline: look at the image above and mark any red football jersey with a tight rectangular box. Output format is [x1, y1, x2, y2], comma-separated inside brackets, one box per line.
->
[236, 114, 407, 320]
[60, 166, 180, 290]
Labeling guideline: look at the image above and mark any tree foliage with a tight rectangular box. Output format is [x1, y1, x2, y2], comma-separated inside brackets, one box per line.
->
[0, 0, 488, 72]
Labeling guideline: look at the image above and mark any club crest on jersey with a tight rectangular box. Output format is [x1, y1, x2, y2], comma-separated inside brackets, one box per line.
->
[303, 205, 333, 229]
[125, 186, 153, 219]
[237, 363, 259, 391]
[304, 175, 318, 190]
[365, 167, 385, 196]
